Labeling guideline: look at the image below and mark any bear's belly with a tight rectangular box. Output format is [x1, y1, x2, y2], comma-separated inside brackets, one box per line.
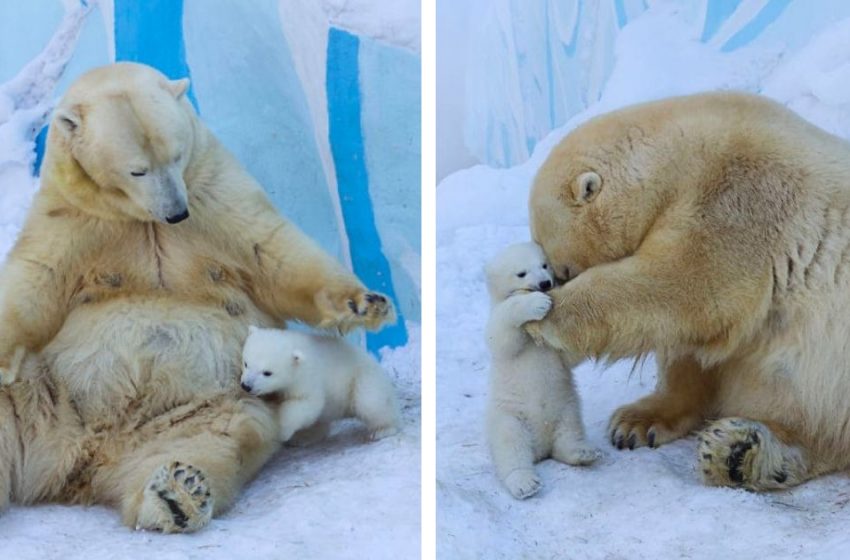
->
[42, 296, 267, 425]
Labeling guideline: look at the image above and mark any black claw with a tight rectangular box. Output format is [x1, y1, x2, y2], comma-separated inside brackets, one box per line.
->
[773, 471, 788, 484]
[647, 431, 656, 448]
[174, 469, 185, 478]
[713, 429, 724, 436]
[726, 439, 754, 485]
[627, 433, 637, 450]
[348, 300, 358, 313]
[702, 453, 713, 460]
[610, 432, 617, 447]
[185, 475, 196, 486]
[615, 434, 625, 450]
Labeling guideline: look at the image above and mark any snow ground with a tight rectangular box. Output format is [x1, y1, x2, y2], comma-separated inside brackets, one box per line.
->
[437, 5, 850, 559]
[0, 5, 420, 559]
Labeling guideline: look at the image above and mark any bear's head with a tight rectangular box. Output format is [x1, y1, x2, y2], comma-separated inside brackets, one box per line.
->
[240, 326, 304, 396]
[529, 103, 680, 282]
[47, 62, 195, 224]
[485, 242, 554, 303]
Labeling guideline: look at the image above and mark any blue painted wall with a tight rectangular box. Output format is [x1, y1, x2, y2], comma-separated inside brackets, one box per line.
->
[8, 0, 420, 353]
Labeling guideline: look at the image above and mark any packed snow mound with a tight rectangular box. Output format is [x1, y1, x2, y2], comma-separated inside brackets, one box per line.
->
[438, 6, 850, 559]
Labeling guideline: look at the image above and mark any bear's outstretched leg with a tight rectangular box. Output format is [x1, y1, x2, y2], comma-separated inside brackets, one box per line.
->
[100, 398, 280, 532]
[488, 413, 541, 499]
[608, 356, 717, 450]
[697, 417, 810, 490]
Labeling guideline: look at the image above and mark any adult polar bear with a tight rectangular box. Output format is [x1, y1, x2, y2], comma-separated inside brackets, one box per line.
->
[0, 63, 394, 532]
[529, 92, 850, 491]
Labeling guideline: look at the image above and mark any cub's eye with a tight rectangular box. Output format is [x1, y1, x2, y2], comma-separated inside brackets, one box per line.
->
[542, 264, 548, 270]
[262, 370, 273, 377]
[517, 271, 527, 278]
[130, 169, 148, 177]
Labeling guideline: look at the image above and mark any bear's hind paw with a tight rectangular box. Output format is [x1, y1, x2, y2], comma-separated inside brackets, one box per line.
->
[136, 462, 213, 533]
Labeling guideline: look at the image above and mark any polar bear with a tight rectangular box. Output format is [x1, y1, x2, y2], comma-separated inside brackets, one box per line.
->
[485, 242, 599, 499]
[528, 91, 850, 491]
[240, 326, 401, 443]
[0, 63, 395, 532]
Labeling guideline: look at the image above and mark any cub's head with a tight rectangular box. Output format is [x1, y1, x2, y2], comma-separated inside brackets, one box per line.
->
[240, 326, 304, 396]
[49, 62, 195, 224]
[529, 102, 677, 282]
[485, 242, 554, 303]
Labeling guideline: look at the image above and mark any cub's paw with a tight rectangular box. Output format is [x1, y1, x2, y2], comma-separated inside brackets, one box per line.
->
[697, 418, 807, 491]
[368, 424, 401, 441]
[286, 422, 331, 447]
[502, 469, 542, 500]
[608, 396, 701, 450]
[519, 292, 552, 323]
[553, 442, 602, 466]
[136, 462, 213, 533]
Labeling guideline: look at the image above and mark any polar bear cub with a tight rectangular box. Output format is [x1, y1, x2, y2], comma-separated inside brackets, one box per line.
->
[485, 242, 600, 499]
[240, 327, 401, 443]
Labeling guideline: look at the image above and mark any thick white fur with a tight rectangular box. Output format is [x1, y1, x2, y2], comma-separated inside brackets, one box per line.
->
[0, 63, 393, 532]
[485, 242, 599, 499]
[241, 327, 401, 442]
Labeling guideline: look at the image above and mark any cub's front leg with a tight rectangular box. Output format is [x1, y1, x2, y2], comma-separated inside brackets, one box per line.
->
[277, 394, 325, 443]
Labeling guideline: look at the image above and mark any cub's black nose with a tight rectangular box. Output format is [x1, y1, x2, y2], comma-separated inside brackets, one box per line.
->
[240, 382, 252, 392]
[539, 280, 552, 291]
[166, 209, 190, 224]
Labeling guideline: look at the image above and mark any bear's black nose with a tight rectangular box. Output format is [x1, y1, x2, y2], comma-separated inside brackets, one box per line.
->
[240, 382, 252, 392]
[166, 209, 190, 224]
[539, 280, 552, 291]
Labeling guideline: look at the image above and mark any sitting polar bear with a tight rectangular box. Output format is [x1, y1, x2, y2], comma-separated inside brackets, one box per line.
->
[528, 91, 850, 491]
[240, 326, 401, 443]
[485, 242, 599, 499]
[0, 63, 394, 532]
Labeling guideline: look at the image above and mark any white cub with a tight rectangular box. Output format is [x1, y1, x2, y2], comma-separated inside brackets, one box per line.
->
[485, 242, 600, 499]
[240, 327, 401, 443]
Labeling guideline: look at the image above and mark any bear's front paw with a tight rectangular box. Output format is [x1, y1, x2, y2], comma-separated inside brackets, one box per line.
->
[316, 288, 396, 333]
[502, 468, 542, 500]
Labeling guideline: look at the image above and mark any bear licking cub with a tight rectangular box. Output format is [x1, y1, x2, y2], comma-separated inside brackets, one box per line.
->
[0, 63, 394, 532]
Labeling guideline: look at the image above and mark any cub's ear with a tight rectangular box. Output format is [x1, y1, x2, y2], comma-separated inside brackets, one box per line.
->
[292, 350, 304, 365]
[165, 78, 190, 100]
[54, 105, 82, 134]
[572, 171, 602, 204]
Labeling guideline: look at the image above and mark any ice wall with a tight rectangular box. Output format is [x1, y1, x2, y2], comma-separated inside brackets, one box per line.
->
[438, 0, 850, 176]
[0, 0, 419, 352]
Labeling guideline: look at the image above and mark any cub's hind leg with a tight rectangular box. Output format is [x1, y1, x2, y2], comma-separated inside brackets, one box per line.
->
[488, 411, 541, 499]
[352, 364, 402, 441]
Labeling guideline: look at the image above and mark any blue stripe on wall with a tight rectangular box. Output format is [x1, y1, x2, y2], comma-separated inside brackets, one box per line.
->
[327, 28, 407, 353]
[701, 0, 741, 42]
[114, 0, 198, 109]
[721, 0, 791, 52]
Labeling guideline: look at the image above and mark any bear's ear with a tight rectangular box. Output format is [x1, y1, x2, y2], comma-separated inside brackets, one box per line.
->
[292, 350, 304, 365]
[572, 171, 602, 204]
[54, 105, 82, 135]
[165, 78, 190, 100]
